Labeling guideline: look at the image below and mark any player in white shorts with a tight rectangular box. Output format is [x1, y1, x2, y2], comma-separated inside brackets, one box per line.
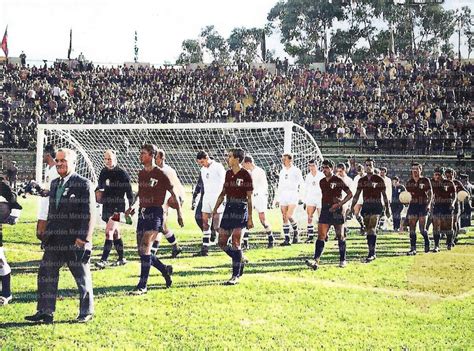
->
[242, 155, 274, 248]
[149, 149, 185, 258]
[275, 153, 304, 245]
[303, 159, 324, 243]
[379, 167, 392, 230]
[351, 164, 365, 234]
[195, 151, 226, 256]
[37, 144, 59, 244]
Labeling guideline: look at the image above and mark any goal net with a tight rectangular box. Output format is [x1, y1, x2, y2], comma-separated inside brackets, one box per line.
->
[36, 122, 323, 195]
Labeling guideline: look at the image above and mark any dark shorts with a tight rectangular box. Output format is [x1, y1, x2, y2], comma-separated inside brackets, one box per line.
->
[407, 203, 429, 217]
[432, 204, 453, 217]
[361, 203, 384, 217]
[319, 205, 344, 225]
[102, 205, 121, 223]
[137, 206, 163, 235]
[220, 202, 248, 230]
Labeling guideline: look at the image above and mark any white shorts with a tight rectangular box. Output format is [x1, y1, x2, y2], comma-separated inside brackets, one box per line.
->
[305, 194, 322, 208]
[279, 192, 299, 207]
[253, 192, 268, 213]
[0, 247, 11, 276]
[201, 193, 224, 214]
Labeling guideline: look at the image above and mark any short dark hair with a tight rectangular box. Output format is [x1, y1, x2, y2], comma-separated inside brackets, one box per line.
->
[282, 153, 293, 160]
[308, 159, 316, 165]
[196, 151, 208, 160]
[393, 176, 399, 181]
[141, 144, 158, 157]
[322, 159, 334, 168]
[445, 167, 454, 174]
[412, 162, 422, 172]
[365, 158, 375, 165]
[434, 167, 445, 175]
[44, 144, 56, 158]
[243, 155, 254, 164]
[336, 163, 346, 171]
[156, 149, 165, 159]
[229, 148, 245, 163]
[380, 167, 387, 172]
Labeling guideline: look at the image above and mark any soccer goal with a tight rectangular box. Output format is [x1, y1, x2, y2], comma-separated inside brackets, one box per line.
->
[36, 122, 323, 189]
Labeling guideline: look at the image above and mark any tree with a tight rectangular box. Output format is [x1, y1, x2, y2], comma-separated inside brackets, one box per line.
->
[176, 39, 203, 65]
[267, 0, 345, 63]
[200, 25, 229, 63]
[228, 27, 267, 63]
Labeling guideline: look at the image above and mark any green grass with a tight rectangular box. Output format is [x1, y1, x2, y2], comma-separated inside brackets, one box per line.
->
[1, 195, 473, 350]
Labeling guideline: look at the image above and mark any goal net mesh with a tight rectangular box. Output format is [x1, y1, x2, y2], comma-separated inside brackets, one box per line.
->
[37, 123, 323, 196]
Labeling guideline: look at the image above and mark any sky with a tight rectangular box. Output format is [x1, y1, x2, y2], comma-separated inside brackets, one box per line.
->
[0, 0, 472, 66]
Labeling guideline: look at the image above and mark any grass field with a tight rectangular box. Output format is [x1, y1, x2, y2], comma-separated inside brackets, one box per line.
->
[1, 195, 473, 350]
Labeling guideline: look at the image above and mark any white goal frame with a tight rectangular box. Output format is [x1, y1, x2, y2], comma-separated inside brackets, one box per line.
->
[36, 122, 323, 188]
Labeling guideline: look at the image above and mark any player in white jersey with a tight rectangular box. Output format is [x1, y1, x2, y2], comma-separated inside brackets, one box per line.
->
[336, 163, 354, 237]
[242, 155, 274, 248]
[379, 167, 392, 230]
[195, 151, 226, 256]
[351, 164, 366, 234]
[37, 144, 59, 242]
[150, 149, 184, 258]
[275, 153, 304, 245]
[303, 160, 324, 243]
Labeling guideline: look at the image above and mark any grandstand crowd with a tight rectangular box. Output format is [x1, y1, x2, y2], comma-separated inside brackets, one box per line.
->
[1, 58, 472, 154]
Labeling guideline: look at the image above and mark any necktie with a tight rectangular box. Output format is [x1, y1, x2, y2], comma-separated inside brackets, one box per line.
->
[55, 178, 65, 209]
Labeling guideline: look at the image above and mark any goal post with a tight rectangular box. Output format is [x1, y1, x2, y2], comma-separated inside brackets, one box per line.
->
[36, 122, 323, 190]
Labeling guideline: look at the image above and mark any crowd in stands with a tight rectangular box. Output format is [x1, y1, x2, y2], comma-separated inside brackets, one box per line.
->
[1, 57, 472, 155]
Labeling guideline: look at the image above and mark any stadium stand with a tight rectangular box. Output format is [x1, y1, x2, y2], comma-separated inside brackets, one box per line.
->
[0, 58, 472, 180]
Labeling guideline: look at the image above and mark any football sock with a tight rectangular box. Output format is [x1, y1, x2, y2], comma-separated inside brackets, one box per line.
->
[291, 221, 298, 237]
[421, 230, 430, 245]
[101, 239, 113, 261]
[314, 239, 325, 260]
[138, 255, 151, 289]
[242, 229, 249, 246]
[113, 238, 124, 260]
[202, 230, 211, 246]
[283, 224, 290, 241]
[151, 255, 167, 275]
[1, 274, 11, 298]
[307, 225, 314, 239]
[338, 239, 346, 261]
[230, 248, 242, 277]
[367, 235, 377, 256]
[164, 230, 177, 246]
[356, 214, 365, 230]
[409, 231, 417, 250]
[433, 232, 440, 247]
[151, 241, 159, 255]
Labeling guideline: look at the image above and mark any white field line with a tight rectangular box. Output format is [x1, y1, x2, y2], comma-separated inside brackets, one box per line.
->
[254, 274, 474, 301]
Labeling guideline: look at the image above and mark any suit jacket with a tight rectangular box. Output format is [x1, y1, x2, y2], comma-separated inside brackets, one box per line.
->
[46, 173, 94, 246]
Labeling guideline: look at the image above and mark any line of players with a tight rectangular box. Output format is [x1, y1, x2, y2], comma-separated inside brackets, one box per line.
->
[2, 145, 470, 305]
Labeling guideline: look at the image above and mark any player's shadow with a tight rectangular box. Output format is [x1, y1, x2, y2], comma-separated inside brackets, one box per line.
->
[11, 260, 42, 274]
[0, 320, 74, 329]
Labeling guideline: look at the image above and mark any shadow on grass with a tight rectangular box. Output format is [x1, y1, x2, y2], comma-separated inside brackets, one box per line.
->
[0, 320, 76, 329]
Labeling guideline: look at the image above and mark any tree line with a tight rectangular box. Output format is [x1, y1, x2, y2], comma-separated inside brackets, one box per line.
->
[176, 0, 472, 65]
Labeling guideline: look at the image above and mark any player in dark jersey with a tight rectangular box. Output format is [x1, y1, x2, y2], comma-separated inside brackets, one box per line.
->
[430, 167, 456, 252]
[445, 168, 467, 246]
[95, 150, 133, 269]
[213, 149, 253, 285]
[305, 159, 352, 270]
[406, 163, 432, 255]
[351, 158, 390, 263]
[127, 144, 184, 295]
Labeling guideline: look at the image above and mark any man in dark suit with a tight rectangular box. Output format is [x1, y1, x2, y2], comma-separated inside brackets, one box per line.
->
[25, 148, 95, 323]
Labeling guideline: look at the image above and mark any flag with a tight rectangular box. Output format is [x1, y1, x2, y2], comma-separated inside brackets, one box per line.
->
[67, 29, 72, 59]
[1, 26, 8, 58]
